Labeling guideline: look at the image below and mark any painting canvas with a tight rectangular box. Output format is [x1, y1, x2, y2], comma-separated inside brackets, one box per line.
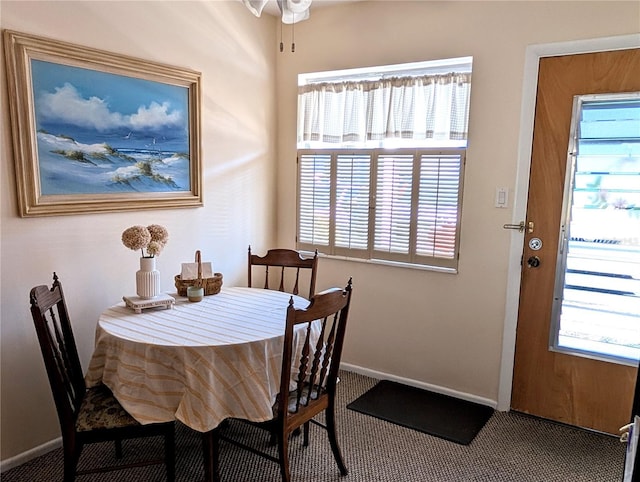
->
[33, 60, 191, 196]
[3, 30, 202, 216]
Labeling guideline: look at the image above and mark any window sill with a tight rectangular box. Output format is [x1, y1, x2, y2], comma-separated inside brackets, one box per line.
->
[301, 251, 458, 274]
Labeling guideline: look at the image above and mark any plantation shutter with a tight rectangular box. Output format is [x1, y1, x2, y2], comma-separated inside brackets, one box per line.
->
[373, 154, 415, 261]
[334, 153, 371, 256]
[416, 154, 463, 267]
[298, 149, 465, 271]
[298, 153, 331, 248]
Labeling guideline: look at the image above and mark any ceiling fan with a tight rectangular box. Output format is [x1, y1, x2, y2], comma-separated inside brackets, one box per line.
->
[242, 0, 313, 24]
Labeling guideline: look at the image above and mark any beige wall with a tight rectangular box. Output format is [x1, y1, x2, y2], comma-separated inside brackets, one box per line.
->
[1, 0, 638, 468]
[0, 0, 278, 462]
[275, 1, 639, 405]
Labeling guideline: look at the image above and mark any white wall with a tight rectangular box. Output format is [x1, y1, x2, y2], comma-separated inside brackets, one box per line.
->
[0, 0, 277, 462]
[275, 1, 640, 403]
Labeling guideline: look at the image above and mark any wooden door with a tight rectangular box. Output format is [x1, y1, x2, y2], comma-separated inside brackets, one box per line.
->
[511, 49, 640, 435]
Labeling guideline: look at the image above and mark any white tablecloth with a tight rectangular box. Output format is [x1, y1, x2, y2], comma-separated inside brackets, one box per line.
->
[85, 287, 310, 432]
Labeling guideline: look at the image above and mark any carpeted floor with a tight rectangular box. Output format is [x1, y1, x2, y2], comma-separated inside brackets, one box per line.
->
[2, 371, 626, 481]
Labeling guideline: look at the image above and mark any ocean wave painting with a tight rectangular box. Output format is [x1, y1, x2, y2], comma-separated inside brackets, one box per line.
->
[31, 59, 191, 195]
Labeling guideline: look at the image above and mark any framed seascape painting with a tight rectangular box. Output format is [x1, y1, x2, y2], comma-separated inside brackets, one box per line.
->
[3, 30, 202, 217]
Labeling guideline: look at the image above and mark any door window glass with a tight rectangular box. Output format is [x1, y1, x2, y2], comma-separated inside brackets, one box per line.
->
[551, 93, 640, 364]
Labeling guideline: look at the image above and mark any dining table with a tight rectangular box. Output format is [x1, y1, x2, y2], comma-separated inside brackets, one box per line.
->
[85, 286, 313, 438]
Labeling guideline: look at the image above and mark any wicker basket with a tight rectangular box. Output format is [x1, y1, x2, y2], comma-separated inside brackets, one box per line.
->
[174, 250, 223, 296]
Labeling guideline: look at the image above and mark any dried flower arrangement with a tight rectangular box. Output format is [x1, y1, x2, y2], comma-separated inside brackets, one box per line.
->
[122, 224, 169, 258]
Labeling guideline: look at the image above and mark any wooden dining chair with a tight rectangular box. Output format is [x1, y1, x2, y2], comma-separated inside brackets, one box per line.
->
[248, 246, 319, 299]
[205, 278, 353, 482]
[29, 272, 176, 482]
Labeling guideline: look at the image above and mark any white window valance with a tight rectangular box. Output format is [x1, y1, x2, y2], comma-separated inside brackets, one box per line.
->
[297, 72, 472, 146]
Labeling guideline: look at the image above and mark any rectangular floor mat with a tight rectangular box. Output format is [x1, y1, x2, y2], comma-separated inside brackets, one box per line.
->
[347, 380, 494, 445]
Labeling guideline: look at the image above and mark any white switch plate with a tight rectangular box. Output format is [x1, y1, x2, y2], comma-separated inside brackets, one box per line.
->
[495, 187, 508, 208]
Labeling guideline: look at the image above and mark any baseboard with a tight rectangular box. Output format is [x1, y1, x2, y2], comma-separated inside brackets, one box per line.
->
[0, 437, 61, 473]
[340, 362, 498, 409]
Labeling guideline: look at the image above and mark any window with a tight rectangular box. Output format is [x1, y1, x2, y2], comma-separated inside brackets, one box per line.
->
[297, 58, 472, 271]
[550, 93, 640, 363]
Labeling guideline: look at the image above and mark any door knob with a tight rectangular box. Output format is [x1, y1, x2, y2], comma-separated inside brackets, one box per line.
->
[527, 256, 541, 268]
[503, 221, 535, 233]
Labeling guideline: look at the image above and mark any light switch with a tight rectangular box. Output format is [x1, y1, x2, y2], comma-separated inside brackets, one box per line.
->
[495, 187, 508, 208]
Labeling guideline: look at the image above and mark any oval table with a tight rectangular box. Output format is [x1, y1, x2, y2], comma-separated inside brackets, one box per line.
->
[85, 287, 312, 434]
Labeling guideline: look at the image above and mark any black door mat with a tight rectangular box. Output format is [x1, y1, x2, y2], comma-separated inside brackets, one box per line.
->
[347, 379, 494, 445]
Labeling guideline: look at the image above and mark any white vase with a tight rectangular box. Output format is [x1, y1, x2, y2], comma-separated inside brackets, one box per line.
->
[136, 257, 160, 299]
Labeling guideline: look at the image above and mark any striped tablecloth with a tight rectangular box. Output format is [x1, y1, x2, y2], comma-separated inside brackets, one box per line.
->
[85, 287, 311, 433]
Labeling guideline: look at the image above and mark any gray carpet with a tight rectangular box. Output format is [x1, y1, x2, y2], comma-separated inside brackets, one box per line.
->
[1, 371, 626, 481]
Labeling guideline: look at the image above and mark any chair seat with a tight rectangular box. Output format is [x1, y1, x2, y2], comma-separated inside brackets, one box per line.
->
[76, 384, 140, 432]
[272, 385, 325, 418]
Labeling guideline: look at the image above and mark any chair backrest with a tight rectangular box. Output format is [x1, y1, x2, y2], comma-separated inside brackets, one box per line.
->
[30, 273, 85, 433]
[248, 246, 318, 299]
[278, 278, 353, 424]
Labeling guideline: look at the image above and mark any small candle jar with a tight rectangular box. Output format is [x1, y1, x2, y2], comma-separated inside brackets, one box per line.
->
[187, 286, 204, 302]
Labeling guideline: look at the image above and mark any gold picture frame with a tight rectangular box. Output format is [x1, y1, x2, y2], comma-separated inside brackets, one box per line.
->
[3, 30, 203, 217]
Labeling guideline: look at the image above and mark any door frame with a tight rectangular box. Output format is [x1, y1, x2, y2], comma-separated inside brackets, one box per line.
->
[497, 33, 640, 411]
